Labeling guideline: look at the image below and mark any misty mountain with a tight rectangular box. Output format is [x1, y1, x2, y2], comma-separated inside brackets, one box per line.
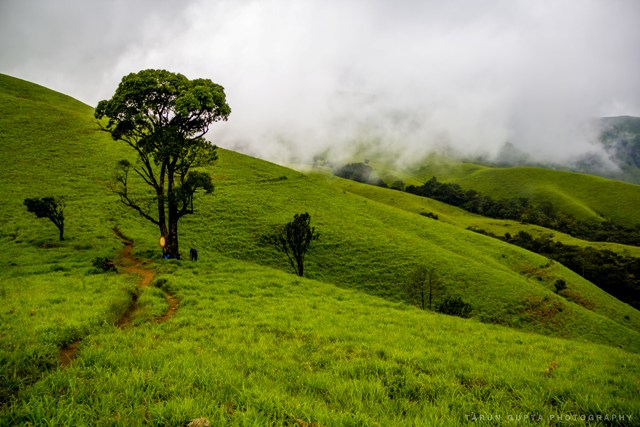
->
[482, 116, 640, 184]
[593, 115, 640, 183]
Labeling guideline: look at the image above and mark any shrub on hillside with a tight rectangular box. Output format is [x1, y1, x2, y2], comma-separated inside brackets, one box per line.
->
[420, 212, 439, 220]
[333, 163, 388, 188]
[260, 212, 319, 277]
[23, 196, 65, 241]
[92, 257, 117, 273]
[554, 279, 567, 294]
[405, 265, 441, 310]
[390, 180, 405, 191]
[436, 296, 472, 318]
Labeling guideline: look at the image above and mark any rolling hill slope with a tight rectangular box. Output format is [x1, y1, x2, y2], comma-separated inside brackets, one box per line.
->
[325, 175, 640, 258]
[1, 74, 640, 424]
[1, 72, 639, 348]
[189, 150, 640, 346]
[408, 161, 640, 227]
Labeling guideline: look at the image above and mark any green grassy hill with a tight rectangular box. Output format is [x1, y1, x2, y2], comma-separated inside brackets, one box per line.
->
[408, 161, 640, 227]
[1, 74, 640, 425]
[325, 175, 640, 258]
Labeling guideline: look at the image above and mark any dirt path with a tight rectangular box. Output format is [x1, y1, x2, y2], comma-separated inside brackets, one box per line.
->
[59, 233, 179, 367]
[119, 241, 155, 287]
[115, 238, 179, 328]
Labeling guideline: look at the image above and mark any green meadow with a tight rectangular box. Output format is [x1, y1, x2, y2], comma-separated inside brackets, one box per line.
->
[1, 74, 639, 426]
[325, 176, 640, 259]
[406, 160, 640, 227]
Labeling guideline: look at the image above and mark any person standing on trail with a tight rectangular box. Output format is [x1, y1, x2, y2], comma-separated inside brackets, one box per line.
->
[190, 248, 198, 261]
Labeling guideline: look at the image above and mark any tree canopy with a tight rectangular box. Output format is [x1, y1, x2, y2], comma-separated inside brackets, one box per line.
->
[24, 197, 65, 240]
[262, 212, 319, 277]
[95, 69, 230, 258]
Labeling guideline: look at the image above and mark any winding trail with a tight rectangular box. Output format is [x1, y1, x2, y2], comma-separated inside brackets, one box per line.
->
[59, 231, 179, 367]
[114, 235, 180, 328]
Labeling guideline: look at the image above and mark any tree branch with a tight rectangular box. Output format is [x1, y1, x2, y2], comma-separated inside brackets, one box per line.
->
[116, 191, 160, 226]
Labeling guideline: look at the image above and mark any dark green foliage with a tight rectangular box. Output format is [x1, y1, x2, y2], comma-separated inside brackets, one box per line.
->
[390, 180, 405, 191]
[554, 279, 567, 294]
[95, 69, 230, 258]
[469, 227, 640, 309]
[407, 176, 640, 246]
[23, 197, 65, 240]
[334, 163, 387, 188]
[91, 257, 117, 273]
[406, 265, 440, 310]
[436, 296, 472, 318]
[261, 212, 319, 277]
[505, 232, 640, 308]
[420, 212, 439, 220]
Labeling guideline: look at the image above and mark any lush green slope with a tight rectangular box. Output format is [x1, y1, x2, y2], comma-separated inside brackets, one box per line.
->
[191, 151, 640, 347]
[409, 161, 640, 227]
[6, 256, 640, 426]
[1, 74, 640, 424]
[327, 175, 640, 259]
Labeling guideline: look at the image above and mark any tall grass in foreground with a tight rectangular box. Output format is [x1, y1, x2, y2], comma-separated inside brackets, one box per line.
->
[3, 256, 639, 426]
[0, 269, 136, 403]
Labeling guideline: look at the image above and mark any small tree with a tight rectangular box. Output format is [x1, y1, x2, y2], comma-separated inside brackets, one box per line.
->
[262, 212, 319, 277]
[554, 279, 567, 294]
[436, 296, 472, 318]
[406, 265, 440, 310]
[24, 197, 65, 240]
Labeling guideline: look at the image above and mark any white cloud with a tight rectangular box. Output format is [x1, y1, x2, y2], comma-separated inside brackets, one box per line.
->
[1, 0, 639, 165]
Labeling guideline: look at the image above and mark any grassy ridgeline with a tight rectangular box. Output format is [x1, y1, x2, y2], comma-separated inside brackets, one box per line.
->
[408, 161, 640, 227]
[327, 175, 640, 257]
[1, 74, 640, 424]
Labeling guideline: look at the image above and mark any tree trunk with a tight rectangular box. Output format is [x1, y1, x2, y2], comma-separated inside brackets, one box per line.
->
[167, 219, 179, 258]
[157, 168, 168, 250]
[297, 261, 304, 277]
[58, 223, 64, 241]
[166, 165, 180, 259]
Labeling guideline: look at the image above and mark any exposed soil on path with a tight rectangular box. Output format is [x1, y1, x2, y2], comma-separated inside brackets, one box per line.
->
[58, 231, 179, 367]
[119, 241, 155, 287]
[115, 236, 179, 328]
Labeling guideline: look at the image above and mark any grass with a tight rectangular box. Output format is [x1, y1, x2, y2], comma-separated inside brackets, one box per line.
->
[0, 269, 137, 403]
[1, 73, 640, 425]
[4, 256, 640, 426]
[408, 162, 640, 226]
[324, 175, 640, 258]
[189, 152, 640, 348]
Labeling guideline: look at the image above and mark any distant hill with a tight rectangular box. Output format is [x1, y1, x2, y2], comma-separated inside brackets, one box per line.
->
[481, 116, 640, 185]
[407, 161, 640, 228]
[592, 115, 640, 183]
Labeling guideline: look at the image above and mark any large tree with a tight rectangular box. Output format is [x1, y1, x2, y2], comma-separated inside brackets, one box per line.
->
[95, 69, 230, 258]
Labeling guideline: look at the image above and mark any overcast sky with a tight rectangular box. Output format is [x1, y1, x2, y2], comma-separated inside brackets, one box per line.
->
[1, 0, 639, 165]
